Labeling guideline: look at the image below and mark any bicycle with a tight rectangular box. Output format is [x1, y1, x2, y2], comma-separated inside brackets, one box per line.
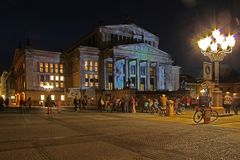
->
[193, 107, 218, 123]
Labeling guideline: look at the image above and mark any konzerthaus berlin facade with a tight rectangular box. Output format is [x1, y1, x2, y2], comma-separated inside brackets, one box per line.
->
[12, 24, 180, 105]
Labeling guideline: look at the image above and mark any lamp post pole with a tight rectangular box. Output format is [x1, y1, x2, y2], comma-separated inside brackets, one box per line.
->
[198, 29, 236, 114]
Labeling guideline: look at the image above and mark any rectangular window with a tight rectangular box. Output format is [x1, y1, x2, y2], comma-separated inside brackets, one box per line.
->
[94, 61, 98, 72]
[60, 76, 64, 81]
[45, 63, 49, 72]
[50, 75, 54, 81]
[60, 82, 64, 88]
[40, 63, 44, 72]
[55, 82, 59, 88]
[40, 82, 44, 87]
[55, 64, 59, 73]
[131, 65, 136, 75]
[140, 66, 146, 76]
[40, 75, 44, 81]
[84, 61, 88, 71]
[50, 82, 54, 87]
[60, 64, 63, 73]
[94, 74, 98, 87]
[46, 75, 50, 81]
[89, 74, 93, 86]
[61, 95, 65, 101]
[85, 74, 89, 86]
[55, 76, 59, 81]
[89, 61, 93, 71]
[41, 95, 45, 100]
[50, 64, 54, 73]
[51, 95, 55, 101]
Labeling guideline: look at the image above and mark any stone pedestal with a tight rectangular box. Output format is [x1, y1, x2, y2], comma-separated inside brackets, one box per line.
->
[211, 87, 224, 114]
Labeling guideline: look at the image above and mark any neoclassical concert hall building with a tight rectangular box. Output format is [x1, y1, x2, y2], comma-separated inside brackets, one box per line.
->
[12, 23, 180, 105]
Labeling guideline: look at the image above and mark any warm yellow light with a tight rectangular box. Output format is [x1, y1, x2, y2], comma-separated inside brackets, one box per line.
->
[210, 43, 218, 52]
[216, 34, 224, 44]
[226, 35, 235, 47]
[198, 37, 211, 51]
[212, 29, 220, 39]
[221, 41, 228, 50]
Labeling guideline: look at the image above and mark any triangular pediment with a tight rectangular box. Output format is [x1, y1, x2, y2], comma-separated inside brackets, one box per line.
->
[114, 43, 168, 56]
[100, 24, 159, 40]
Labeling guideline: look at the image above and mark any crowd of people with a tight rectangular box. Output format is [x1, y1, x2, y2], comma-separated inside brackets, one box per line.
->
[96, 94, 197, 115]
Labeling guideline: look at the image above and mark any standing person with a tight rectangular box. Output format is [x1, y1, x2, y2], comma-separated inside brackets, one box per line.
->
[78, 98, 82, 110]
[124, 95, 129, 113]
[0, 97, 4, 111]
[20, 99, 25, 114]
[82, 96, 88, 110]
[56, 99, 62, 113]
[5, 98, 9, 108]
[223, 92, 233, 114]
[73, 96, 78, 112]
[98, 96, 104, 112]
[27, 97, 32, 112]
[130, 96, 136, 113]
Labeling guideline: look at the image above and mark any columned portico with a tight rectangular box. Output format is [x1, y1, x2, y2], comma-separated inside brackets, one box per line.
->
[102, 43, 180, 91]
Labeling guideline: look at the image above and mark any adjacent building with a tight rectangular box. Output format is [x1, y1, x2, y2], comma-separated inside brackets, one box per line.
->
[13, 48, 65, 105]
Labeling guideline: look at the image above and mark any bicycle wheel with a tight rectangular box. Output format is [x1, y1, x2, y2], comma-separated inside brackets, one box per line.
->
[193, 111, 204, 123]
[210, 110, 218, 122]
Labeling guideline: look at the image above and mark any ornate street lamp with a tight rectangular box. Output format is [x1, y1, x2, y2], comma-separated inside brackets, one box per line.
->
[198, 29, 236, 113]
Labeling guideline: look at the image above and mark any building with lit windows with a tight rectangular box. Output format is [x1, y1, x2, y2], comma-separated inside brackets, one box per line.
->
[13, 48, 65, 105]
[12, 23, 180, 105]
[64, 24, 180, 98]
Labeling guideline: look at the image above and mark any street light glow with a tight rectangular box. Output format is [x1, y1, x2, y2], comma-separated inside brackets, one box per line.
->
[210, 43, 218, 52]
[197, 29, 236, 59]
[212, 29, 220, 39]
[226, 35, 236, 47]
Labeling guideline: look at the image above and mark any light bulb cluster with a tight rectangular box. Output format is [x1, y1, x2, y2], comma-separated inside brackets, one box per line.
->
[198, 29, 236, 53]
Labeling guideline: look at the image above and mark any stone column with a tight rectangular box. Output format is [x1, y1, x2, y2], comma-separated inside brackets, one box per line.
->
[103, 59, 107, 90]
[112, 57, 116, 90]
[136, 59, 140, 90]
[146, 60, 150, 91]
[156, 62, 160, 90]
[125, 57, 129, 88]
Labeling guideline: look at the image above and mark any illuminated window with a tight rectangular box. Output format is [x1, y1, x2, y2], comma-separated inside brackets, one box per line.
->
[50, 82, 54, 87]
[55, 82, 59, 88]
[41, 95, 45, 100]
[89, 74, 93, 86]
[94, 74, 98, 87]
[40, 82, 44, 87]
[50, 75, 54, 81]
[85, 61, 88, 71]
[61, 95, 65, 101]
[55, 64, 59, 73]
[51, 95, 55, 101]
[60, 82, 64, 88]
[45, 63, 49, 72]
[50, 64, 54, 73]
[40, 63, 44, 72]
[85, 74, 89, 86]
[94, 61, 98, 71]
[60, 76, 64, 81]
[55, 76, 59, 81]
[89, 61, 93, 71]
[40, 75, 44, 81]
[60, 64, 63, 73]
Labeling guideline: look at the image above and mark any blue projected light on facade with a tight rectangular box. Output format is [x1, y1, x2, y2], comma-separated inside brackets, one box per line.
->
[159, 66, 165, 90]
[114, 59, 125, 89]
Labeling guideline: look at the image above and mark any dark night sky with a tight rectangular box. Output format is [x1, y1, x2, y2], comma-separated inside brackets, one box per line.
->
[1, 0, 240, 77]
